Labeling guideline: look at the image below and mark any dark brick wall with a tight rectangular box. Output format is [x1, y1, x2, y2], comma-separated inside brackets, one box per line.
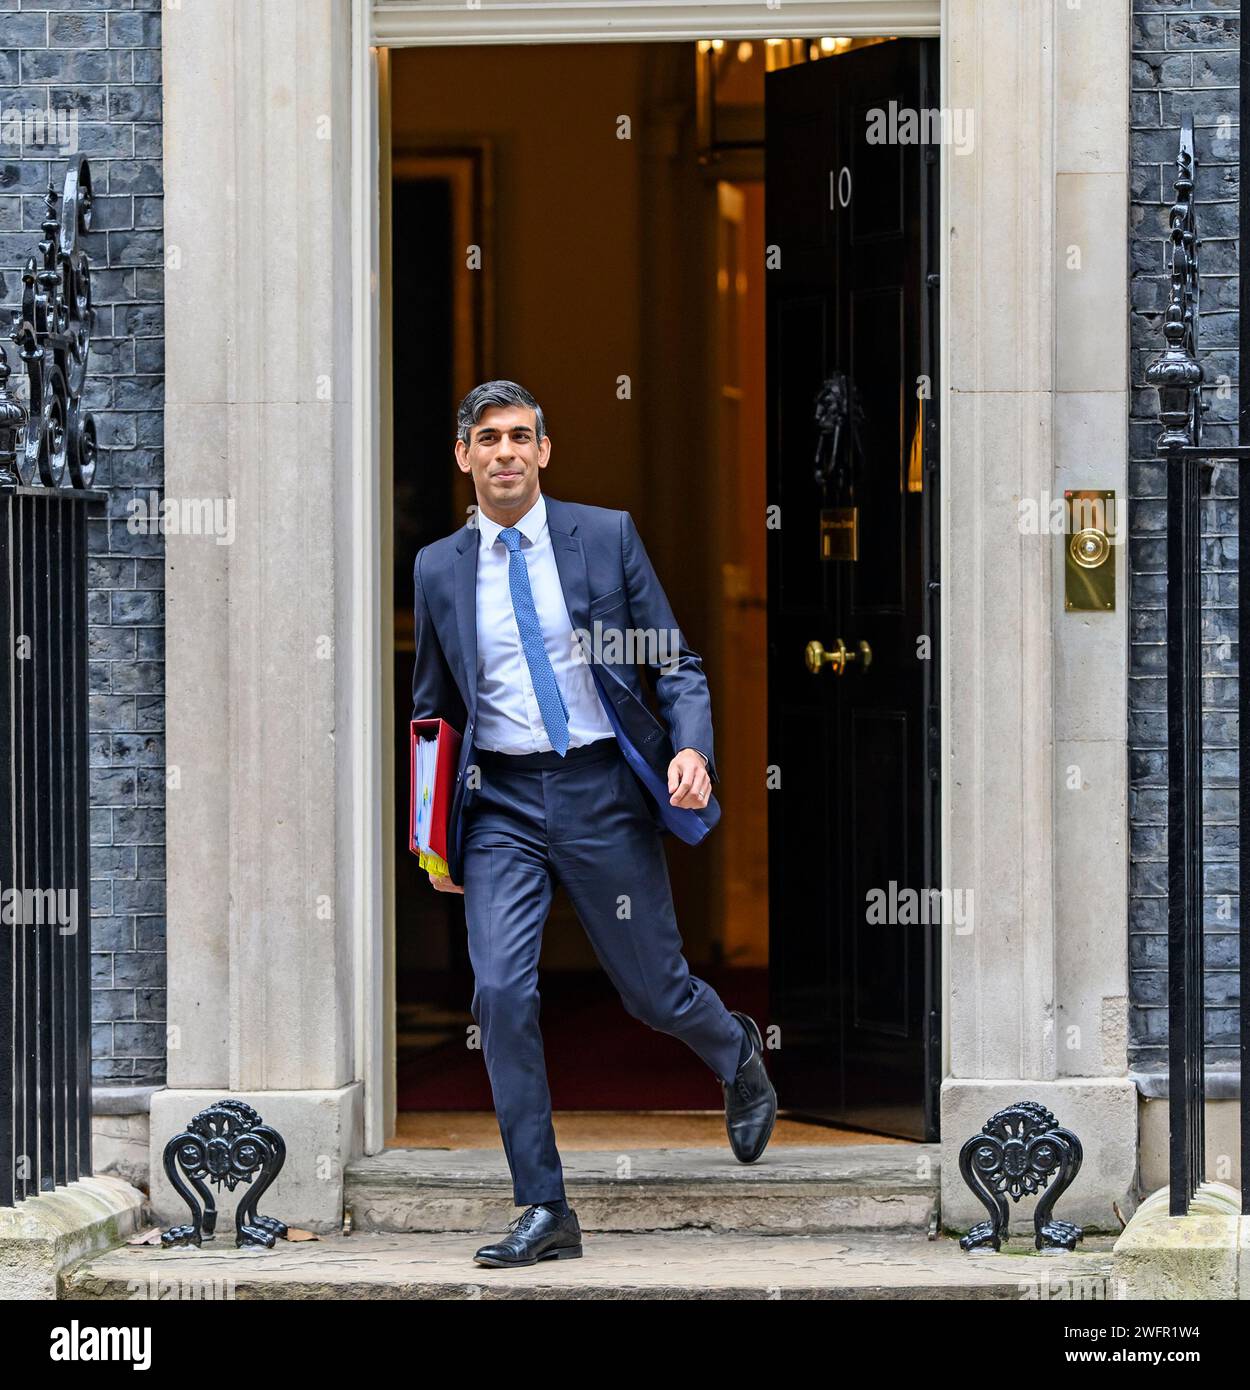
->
[1130, 3, 1239, 1073]
[4, 3, 1236, 1088]
[0, 1, 165, 1085]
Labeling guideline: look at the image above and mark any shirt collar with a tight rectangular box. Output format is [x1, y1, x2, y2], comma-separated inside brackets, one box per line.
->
[477, 490, 547, 551]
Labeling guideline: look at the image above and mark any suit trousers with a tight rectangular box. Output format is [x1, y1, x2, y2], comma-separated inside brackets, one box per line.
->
[461, 735, 746, 1206]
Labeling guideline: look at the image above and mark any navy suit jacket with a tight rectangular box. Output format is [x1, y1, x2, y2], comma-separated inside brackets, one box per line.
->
[410, 493, 721, 883]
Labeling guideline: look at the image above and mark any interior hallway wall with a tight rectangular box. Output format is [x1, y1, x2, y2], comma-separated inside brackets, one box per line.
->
[391, 42, 726, 964]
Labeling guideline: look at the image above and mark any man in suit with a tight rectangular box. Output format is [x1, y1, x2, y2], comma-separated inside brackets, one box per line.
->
[411, 380, 777, 1268]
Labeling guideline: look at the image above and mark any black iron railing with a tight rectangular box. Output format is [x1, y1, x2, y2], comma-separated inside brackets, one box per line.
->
[1145, 115, 1206, 1218]
[1147, 105, 1250, 1216]
[0, 156, 103, 1207]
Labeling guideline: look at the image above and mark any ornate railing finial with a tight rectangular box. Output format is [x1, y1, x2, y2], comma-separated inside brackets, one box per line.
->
[4, 154, 96, 489]
[0, 348, 24, 491]
[1147, 114, 1203, 452]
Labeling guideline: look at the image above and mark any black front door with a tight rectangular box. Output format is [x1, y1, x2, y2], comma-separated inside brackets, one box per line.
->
[766, 39, 940, 1141]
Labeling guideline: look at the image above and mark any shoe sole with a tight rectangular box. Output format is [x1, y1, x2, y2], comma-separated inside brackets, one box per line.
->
[473, 1244, 583, 1268]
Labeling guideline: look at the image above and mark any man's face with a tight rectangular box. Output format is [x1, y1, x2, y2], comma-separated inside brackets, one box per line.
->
[455, 404, 550, 515]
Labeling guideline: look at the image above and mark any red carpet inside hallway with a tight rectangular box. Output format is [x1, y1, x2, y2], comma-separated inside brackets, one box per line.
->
[397, 968, 767, 1111]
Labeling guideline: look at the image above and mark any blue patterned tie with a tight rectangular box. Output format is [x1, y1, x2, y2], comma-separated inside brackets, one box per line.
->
[498, 526, 570, 755]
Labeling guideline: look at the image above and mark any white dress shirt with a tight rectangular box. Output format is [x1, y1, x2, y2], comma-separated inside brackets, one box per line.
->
[474, 491, 617, 754]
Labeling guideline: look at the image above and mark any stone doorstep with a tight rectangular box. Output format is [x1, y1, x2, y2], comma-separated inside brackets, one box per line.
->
[343, 1144, 942, 1235]
[63, 1229, 1119, 1300]
[0, 1176, 149, 1301]
[1113, 1182, 1250, 1299]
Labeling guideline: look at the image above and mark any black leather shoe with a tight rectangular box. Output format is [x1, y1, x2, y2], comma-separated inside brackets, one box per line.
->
[722, 1011, 777, 1163]
[473, 1204, 583, 1267]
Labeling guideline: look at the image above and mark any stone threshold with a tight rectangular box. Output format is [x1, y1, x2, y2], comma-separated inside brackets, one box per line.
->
[344, 1143, 942, 1235]
[349, 1142, 941, 1186]
[64, 1229, 1119, 1301]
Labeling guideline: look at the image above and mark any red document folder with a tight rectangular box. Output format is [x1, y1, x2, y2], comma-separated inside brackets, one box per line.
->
[409, 718, 463, 877]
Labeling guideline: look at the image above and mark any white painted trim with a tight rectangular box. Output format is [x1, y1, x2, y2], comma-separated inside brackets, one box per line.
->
[351, 0, 387, 1156]
[371, 0, 939, 45]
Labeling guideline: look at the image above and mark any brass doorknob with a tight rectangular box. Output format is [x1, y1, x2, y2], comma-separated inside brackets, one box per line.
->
[805, 638, 872, 676]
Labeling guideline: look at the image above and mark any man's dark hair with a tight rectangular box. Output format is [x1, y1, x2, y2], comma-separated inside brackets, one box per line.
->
[456, 380, 546, 446]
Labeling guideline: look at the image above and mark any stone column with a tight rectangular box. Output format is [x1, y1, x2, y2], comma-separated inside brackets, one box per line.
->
[154, 0, 362, 1231]
[941, 0, 1138, 1233]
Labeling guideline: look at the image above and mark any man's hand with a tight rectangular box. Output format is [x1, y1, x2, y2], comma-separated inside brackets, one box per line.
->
[668, 748, 712, 810]
[428, 872, 464, 894]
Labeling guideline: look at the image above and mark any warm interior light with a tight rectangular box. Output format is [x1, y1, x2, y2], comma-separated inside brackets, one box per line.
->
[710, 38, 724, 51]
[697, 39, 712, 53]
[819, 36, 836, 52]
[737, 40, 753, 62]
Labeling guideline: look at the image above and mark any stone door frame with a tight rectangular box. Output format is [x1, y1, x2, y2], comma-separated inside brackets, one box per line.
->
[159, 0, 1136, 1231]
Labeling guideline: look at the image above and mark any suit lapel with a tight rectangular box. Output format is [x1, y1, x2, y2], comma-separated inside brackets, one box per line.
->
[544, 494, 591, 638]
[453, 523, 478, 715]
